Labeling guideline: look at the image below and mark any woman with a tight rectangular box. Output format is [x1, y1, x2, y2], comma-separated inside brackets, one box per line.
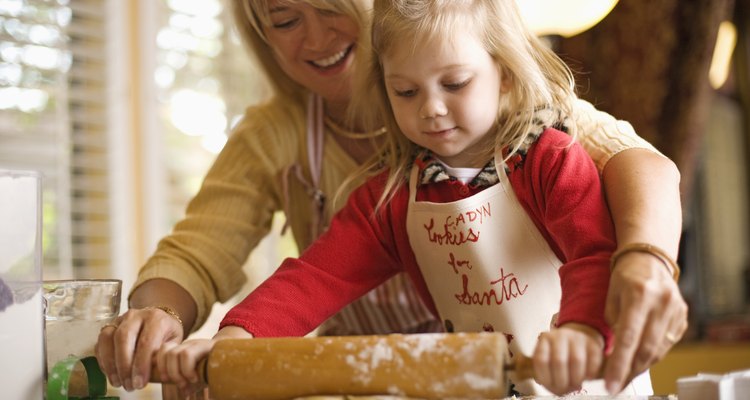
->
[95, 0, 687, 395]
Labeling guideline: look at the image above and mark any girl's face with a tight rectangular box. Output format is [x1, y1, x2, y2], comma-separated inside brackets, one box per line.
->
[263, 1, 359, 106]
[382, 29, 504, 168]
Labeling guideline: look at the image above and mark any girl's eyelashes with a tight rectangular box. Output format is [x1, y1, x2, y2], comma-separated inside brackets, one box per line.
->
[394, 89, 417, 97]
[443, 79, 470, 91]
[391, 80, 470, 97]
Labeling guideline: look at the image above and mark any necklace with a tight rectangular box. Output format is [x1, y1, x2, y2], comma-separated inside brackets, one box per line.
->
[324, 116, 386, 140]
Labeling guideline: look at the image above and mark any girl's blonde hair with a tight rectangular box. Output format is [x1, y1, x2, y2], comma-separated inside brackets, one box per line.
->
[352, 0, 576, 210]
[230, 0, 373, 105]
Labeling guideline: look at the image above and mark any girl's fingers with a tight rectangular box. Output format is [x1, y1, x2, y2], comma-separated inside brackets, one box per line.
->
[158, 339, 215, 390]
[586, 337, 604, 380]
[532, 333, 552, 390]
[567, 337, 586, 390]
[179, 341, 213, 384]
[548, 336, 569, 393]
[155, 341, 178, 383]
[536, 325, 605, 395]
[166, 344, 188, 387]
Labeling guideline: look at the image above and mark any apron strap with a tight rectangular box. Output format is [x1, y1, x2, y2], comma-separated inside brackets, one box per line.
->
[408, 164, 420, 204]
[280, 93, 326, 242]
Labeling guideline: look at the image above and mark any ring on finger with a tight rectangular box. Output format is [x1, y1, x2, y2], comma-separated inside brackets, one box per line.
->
[100, 322, 119, 332]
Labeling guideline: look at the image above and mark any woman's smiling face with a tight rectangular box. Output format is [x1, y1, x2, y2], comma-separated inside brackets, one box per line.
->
[263, 0, 359, 105]
[382, 29, 503, 168]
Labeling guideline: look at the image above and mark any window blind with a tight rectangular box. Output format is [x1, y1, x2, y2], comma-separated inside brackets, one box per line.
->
[0, 0, 112, 278]
[67, 0, 111, 275]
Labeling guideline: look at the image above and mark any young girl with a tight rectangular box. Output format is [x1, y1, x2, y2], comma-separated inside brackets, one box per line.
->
[157, 0, 656, 396]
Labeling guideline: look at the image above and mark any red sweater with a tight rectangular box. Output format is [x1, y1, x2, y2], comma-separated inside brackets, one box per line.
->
[222, 128, 615, 344]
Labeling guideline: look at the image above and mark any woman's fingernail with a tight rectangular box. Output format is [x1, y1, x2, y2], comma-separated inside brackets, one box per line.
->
[123, 378, 133, 391]
[109, 375, 121, 387]
[132, 375, 144, 389]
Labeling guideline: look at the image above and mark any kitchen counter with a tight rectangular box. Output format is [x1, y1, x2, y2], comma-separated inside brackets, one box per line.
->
[651, 341, 750, 393]
[293, 396, 676, 399]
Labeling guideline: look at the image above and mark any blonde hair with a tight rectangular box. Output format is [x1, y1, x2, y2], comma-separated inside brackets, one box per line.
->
[352, 0, 576, 210]
[230, 0, 373, 105]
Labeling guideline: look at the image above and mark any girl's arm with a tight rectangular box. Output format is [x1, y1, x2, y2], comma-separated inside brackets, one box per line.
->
[220, 173, 404, 337]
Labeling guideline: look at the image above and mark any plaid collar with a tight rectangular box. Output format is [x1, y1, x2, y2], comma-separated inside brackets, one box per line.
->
[415, 152, 499, 187]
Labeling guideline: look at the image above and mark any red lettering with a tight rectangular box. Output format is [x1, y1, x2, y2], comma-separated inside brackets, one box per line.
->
[447, 252, 472, 274]
[454, 268, 528, 305]
[424, 218, 480, 246]
[455, 213, 465, 224]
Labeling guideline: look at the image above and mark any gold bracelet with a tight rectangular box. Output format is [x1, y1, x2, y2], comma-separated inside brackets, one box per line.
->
[146, 305, 184, 327]
[610, 242, 680, 282]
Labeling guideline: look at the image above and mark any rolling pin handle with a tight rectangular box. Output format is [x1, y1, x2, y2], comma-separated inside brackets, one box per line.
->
[197, 357, 209, 386]
[508, 355, 535, 381]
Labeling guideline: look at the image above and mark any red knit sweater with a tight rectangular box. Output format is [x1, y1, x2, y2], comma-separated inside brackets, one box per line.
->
[221, 128, 615, 345]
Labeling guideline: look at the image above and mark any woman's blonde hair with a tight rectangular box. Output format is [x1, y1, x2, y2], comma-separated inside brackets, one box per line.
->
[352, 0, 576, 210]
[230, 0, 373, 105]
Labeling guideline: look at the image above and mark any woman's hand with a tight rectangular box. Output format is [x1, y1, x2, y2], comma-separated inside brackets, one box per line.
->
[604, 252, 688, 394]
[95, 279, 198, 392]
[532, 323, 604, 395]
[95, 306, 185, 391]
[599, 149, 687, 393]
[156, 326, 252, 398]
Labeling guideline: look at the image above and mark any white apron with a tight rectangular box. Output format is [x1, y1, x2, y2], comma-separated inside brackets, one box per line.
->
[405, 153, 652, 395]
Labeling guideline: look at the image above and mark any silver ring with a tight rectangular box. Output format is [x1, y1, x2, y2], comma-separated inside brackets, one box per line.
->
[665, 331, 679, 344]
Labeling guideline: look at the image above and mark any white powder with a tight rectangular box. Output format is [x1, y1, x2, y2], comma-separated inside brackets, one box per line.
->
[462, 371, 501, 391]
[344, 353, 370, 382]
[0, 290, 44, 399]
[365, 338, 394, 370]
[399, 333, 442, 359]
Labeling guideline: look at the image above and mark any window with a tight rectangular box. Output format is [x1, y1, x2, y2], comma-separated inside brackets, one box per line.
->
[152, 0, 268, 223]
[0, 0, 292, 311]
[0, 0, 75, 278]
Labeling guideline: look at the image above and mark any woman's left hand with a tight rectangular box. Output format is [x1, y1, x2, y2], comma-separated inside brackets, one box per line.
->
[603, 252, 688, 394]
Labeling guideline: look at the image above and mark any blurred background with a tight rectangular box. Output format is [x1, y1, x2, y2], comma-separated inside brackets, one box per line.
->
[0, 0, 747, 396]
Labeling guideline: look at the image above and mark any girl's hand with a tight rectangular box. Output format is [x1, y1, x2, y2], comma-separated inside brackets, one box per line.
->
[156, 338, 215, 397]
[532, 323, 604, 395]
[156, 326, 252, 397]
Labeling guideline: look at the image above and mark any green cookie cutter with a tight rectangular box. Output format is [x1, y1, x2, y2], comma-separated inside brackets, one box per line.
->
[47, 356, 118, 400]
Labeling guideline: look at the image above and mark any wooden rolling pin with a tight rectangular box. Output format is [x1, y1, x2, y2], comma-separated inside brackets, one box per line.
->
[195, 332, 533, 400]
